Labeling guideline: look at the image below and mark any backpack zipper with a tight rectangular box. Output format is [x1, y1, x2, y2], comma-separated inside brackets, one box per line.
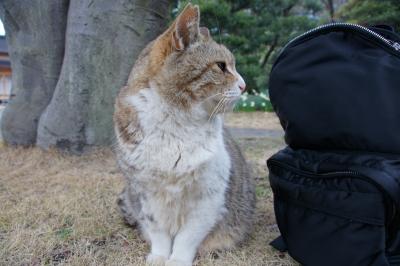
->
[269, 159, 365, 179]
[275, 22, 400, 64]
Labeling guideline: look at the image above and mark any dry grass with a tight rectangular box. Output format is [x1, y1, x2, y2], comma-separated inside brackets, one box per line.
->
[0, 113, 296, 266]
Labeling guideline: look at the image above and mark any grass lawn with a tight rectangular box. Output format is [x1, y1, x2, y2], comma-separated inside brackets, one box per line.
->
[0, 112, 297, 266]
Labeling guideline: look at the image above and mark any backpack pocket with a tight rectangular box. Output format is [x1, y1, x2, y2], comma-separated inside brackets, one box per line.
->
[268, 155, 391, 266]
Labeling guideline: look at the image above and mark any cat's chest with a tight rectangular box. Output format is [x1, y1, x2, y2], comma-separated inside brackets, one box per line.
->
[126, 88, 229, 176]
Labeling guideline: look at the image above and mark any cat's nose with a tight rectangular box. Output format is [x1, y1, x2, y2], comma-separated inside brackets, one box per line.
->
[238, 75, 246, 93]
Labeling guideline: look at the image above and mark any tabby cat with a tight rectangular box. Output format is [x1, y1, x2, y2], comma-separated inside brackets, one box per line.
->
[113, 4, 255, 266]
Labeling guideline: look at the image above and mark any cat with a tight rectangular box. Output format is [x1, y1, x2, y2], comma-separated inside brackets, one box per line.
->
[113, 4, 255, 266]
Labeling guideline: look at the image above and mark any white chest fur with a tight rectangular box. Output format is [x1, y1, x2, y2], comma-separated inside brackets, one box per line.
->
[123, 87, 230, 181]
[119, 87, 231, 213]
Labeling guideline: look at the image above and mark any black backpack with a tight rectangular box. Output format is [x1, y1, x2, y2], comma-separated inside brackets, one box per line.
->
[267, 23, 400, 266]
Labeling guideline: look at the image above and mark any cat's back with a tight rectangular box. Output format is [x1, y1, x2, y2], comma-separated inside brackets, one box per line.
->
[223, 128, 255, 213]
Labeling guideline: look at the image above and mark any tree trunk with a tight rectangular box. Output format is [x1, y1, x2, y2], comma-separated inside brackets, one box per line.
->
[37, 0, 170, 153]
[0, 0, 69, 145]
[323, 0, 335, 21]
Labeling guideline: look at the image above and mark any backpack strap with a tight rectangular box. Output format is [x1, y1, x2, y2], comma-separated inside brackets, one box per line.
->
[388, 254, 400, 266]
[351, 166, 400, 213]
[351, 165, 400, 242]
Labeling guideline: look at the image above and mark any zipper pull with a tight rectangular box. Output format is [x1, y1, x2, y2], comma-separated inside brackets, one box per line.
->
[389, 40, 400, 51]
[394, 42, 400, 51]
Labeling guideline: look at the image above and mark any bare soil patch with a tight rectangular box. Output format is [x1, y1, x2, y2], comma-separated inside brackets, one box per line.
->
[225, 112, 282, 130]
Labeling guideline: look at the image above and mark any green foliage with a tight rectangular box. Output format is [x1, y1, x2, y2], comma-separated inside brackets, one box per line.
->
[255, 184, 269, 198]
[55, 215, 74, 240]
[339, 0, 400, 31]
[56, 227, 73, 240]
[235, 92, 273, 112]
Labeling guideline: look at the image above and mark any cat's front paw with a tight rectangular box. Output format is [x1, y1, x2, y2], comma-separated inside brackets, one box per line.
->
[146, 253, 167, 266]
[165, 259, 192, 266]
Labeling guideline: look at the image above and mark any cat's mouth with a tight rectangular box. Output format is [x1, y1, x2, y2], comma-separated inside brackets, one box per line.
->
[204, 87, 242, 119]
[209, 90, 241, 113]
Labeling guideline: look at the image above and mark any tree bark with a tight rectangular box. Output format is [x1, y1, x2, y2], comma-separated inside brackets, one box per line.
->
[0, 0, 69, 145]
[37, 0, 170, 153]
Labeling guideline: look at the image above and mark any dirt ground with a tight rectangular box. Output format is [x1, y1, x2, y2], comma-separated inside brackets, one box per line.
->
[224, 112, 282, 130]
[0, 112, 295, 266]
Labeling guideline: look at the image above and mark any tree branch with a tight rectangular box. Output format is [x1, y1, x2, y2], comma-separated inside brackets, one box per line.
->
[261, 35, 279, 68]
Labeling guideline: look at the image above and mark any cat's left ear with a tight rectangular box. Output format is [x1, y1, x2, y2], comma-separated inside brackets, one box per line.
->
[172, 4, 200, 51]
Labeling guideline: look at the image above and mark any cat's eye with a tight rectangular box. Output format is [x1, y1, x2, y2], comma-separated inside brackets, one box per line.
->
[216, 62, 226, 72]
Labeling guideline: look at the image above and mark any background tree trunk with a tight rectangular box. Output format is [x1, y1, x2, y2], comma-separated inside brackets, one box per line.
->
[322, 0, 336, 21]
[36, 0, 170, 153]
[0, 0, 69, 145]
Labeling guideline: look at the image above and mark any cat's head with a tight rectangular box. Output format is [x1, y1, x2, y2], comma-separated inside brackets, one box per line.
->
[148, 3, 245, 116]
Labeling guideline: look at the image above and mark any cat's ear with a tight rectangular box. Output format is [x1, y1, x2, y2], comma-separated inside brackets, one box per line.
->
[172, 4, 200, 51]
[200, 27, 211, 40]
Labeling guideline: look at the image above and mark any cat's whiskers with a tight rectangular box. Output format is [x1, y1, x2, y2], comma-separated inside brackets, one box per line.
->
[208, 98, 223, 121]
[219, 99, 226, 120]
[217, 97, 228, 119]
[220, 89, 240, 117]
[221, 98, 230, 119]
[204, 92, 223, 101]
[208, 97, 225, 121]
[233, 101, 239, 112]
